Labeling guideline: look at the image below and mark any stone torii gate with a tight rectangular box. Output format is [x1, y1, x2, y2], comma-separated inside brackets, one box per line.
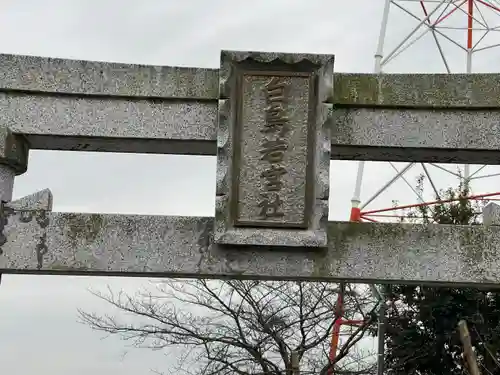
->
[0, 50, 500, 286]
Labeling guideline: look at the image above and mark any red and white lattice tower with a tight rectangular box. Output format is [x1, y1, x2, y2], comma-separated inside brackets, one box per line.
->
[330, 2, 500, 373]
[350, 0, 500, 225]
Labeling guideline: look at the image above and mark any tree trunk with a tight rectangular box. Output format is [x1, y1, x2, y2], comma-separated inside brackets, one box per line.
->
[377, 298, 386, 375]
[291, 350, 300, 375]
[458, 320, 481, 375]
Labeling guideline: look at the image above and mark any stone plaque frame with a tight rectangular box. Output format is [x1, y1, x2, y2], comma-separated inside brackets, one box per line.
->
[215, 51, 333, 247]
[232, 70, 315, 229]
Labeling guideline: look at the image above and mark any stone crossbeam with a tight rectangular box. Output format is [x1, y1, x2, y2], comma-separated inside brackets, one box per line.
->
[0, 53, 219, 155]
[2, 91, 218, 155]
[0, 210, 498, 287]
[2, 53, 500, 163]
[2, 50, 499, 286]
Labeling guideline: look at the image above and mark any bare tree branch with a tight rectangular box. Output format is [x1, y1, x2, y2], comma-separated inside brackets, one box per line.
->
[80, 280, 377, 375]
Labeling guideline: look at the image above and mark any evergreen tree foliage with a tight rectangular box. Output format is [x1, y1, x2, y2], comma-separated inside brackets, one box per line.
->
[384, 177, 500, 374]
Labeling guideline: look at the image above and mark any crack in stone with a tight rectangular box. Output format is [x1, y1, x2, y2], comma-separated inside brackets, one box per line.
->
[0, 203, 15, 254]
[35, 210, 50, 269]
[36, 233, 48, 270]
[196, 218, 211, 271]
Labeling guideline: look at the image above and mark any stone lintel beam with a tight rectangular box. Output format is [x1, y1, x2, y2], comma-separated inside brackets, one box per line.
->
[3, 52, 500, 108]
[0, 53, 218, 100]
[0, 212, 499, 287]
[333, 73, 500, 108]
[4, 52, 500, 160]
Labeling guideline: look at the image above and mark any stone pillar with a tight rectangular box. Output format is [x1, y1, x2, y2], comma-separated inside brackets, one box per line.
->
[0, 127, 29, 202]
[215, 51, 334, 247]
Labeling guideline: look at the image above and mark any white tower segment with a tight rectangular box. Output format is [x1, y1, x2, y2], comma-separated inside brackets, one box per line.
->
[350, 0, 500, 224]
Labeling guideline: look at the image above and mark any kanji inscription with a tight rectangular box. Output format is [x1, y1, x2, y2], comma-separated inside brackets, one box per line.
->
[258, 77, 290, 219]
[233, 72, 314, 228]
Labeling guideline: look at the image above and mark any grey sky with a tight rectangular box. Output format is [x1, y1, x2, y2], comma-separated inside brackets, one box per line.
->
[1, 0, 500, 374]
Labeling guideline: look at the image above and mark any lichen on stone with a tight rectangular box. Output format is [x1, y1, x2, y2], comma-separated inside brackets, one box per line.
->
[64, 213, 104, 247]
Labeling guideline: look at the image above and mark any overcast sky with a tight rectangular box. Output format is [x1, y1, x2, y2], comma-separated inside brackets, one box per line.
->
[2, 0, 500, 374]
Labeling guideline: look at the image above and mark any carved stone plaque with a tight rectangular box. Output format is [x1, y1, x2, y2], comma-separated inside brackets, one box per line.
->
[234, 73, 312, 227]
[215, 51, 334, 247]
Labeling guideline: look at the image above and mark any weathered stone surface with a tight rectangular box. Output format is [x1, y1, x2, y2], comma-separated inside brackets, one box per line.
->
[215, 51, 332, 246]
[0, 127, 29, 174]
[3, 91, 499, 161]
[3, 51, 500, 161]
[8, 189, 53, 211]
[483, 203, 500, 226]
[333, 73, 500, 108]
[0, 166, 15, 202]
[1, 213, 500, 286]
[8, 50, 500, 287]
[1, 92, 217, 155]
[5, 51, 500, 108]
[331, 107, 500, 164]
[4, 84, 500, 162]
[0, 53, 218, 99]
[0, 126, 29, 201]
